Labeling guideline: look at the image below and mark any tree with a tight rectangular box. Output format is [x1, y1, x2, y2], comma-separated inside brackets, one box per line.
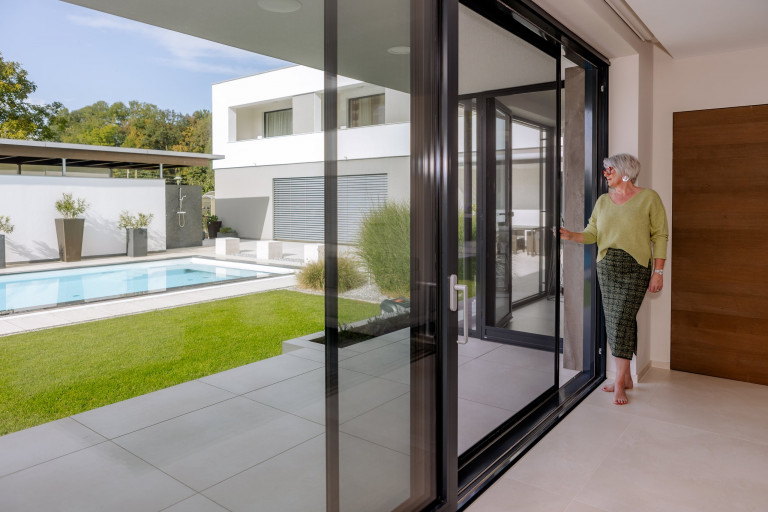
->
[0, 52, 62, 140]
[171, 110, 214, 192]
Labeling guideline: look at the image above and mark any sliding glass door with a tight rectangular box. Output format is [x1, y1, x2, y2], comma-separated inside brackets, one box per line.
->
[327, 0, 456, 510]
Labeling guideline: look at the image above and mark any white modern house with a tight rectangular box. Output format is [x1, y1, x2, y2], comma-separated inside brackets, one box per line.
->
[212, 65, 411, 243]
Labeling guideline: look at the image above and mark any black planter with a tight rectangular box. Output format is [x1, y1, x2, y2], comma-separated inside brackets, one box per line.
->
[55, 218, 85, 262]
[207, 220, 222, 239]
[126, 228, 148, 257]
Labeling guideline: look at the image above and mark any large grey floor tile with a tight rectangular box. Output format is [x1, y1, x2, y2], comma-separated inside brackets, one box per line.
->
[340, 342, 411, 377]
[459, 338, 502, 359]
[478, 344, 554, 372]
[200, 354, 322, 394]
[0, 442, 194, 512]
[74, 380, 235, 439]
[575, 416, 768, 512]
[113, 396, 324, 491]
[338, 432, 411, 512]
[459, 358, 553, 412]
[203, 435, 326, 512]
[341, 393, 411, 455]
[205, 432, 410, 512]
[0, 418, 106, 477]
[246, 368, 409, 425]
[162, 494, 230, 512]
[458, 399, 516, 455]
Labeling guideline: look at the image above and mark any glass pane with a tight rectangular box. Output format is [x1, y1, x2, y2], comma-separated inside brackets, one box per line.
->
[457, 4, 557, 455]
[560, 52, 590, 385]
[458, 99, 478, 333]
[494, 105, 513, 325]
[265, 108, 293, 137]
[334, 0, 429, 511]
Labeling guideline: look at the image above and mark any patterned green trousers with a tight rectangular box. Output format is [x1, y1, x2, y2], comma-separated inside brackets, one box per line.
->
[596, 248, 652, 360]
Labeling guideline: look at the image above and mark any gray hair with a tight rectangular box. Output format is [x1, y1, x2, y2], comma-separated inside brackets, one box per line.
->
[603, 153, 641, 184]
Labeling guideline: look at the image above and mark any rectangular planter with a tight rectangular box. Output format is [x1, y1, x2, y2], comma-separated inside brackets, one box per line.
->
[126, 228, 148, 257]
[55, 218, 85, 262]
[0, 234, 5, 269]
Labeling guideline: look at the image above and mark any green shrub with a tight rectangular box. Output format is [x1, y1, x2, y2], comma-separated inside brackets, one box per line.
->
[55, 193, 89, 219]
[0, 215, 13, 235]
[118, 211, 154, 230]
[356, 202, 410, 297]
[297, 256, 365, 293]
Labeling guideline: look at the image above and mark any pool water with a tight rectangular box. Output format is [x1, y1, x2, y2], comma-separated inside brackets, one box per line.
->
[0, 257, 293, 314]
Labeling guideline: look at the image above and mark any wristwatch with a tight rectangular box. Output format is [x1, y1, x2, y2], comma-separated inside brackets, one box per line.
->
[653, 269, 664, 276]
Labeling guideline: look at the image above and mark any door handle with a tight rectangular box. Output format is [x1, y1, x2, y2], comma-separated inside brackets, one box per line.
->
[450, 274, 469, 344]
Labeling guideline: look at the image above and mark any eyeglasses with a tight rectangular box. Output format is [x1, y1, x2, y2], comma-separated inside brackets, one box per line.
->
[603, 166, 615, 176]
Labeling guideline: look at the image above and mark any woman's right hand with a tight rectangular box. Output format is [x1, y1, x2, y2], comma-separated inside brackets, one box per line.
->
[559, 227, 572, 240]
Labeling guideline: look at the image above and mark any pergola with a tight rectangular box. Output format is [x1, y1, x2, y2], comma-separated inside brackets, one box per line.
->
[0, 138, 223, 177]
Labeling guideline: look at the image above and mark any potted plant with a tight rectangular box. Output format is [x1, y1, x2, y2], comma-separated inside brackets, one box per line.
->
[218, 226, 239, 238]
[118, 211, 154, 257]
[0, 215, 13, 269]
[206, 214, 222, 239]
[54, 193, 89, 262]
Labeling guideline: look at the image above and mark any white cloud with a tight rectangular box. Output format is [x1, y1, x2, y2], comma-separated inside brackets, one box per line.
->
[66, 12, 281, 75]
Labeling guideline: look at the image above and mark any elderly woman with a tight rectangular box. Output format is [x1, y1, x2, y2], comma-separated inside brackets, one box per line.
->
[560, 153, 668, 405]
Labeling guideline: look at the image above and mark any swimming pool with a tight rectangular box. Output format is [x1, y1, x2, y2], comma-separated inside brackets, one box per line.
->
[0, 257, 294, 314]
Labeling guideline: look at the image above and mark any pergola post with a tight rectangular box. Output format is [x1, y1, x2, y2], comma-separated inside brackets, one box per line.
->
[159, 163, 163, 178]
[62, 158, 67, 176]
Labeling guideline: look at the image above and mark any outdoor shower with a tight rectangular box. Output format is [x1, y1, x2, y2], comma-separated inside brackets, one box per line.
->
[174, 176, 186, 228]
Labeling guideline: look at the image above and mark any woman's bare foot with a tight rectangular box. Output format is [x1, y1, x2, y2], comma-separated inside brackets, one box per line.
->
[613, 387, 629, 405]
[601, 375, 634, 393]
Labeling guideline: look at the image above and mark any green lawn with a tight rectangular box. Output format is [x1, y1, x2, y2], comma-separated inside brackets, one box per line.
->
[0, 289, 380, 436]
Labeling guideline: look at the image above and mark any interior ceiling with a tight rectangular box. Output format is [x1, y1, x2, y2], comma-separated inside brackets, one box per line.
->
[623, 0, 768, 58]
[458, 5, 556, 96]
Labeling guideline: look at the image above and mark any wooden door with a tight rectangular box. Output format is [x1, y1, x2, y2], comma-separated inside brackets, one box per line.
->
[672, 104, 768, 385]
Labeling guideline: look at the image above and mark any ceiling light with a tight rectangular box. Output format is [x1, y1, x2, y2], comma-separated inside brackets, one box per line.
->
[387, 46, 410, 55]
[257, 0, 302, 14]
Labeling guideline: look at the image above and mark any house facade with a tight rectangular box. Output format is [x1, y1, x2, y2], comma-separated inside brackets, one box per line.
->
[212, 66, 411, 242]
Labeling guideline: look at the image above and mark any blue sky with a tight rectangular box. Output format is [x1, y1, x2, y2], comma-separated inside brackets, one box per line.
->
[0, 0, 287, 114]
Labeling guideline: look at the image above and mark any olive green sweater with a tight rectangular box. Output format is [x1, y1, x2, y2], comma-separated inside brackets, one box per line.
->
[580, 188, 669, 267]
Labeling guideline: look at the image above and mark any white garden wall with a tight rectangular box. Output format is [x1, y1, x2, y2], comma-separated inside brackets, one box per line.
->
[0, 176, 167, 263]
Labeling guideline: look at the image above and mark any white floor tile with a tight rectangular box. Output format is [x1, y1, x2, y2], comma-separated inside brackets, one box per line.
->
[576, 416, 768, 512]
[162, 494, 230, 512]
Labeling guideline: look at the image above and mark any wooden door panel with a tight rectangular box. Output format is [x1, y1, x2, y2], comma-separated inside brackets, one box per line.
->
[672, 104, 768, 385]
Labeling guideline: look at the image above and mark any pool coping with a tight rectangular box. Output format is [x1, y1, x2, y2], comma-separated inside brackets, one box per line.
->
[0, 255, 296, 317]
[0, 272, 298, 337]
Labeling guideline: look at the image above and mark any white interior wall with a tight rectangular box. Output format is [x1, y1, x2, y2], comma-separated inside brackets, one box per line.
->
[0, 176, 166, 262]
[649, 44, 768, 367]
[606, 42, 656, 380]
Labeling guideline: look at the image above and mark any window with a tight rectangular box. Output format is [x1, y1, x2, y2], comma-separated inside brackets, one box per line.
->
[348, 93, 385, 127]
[264, 108, 293, 137]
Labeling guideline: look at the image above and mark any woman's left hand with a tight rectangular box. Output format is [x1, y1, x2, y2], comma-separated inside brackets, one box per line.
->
[648, 273, 663, 293]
